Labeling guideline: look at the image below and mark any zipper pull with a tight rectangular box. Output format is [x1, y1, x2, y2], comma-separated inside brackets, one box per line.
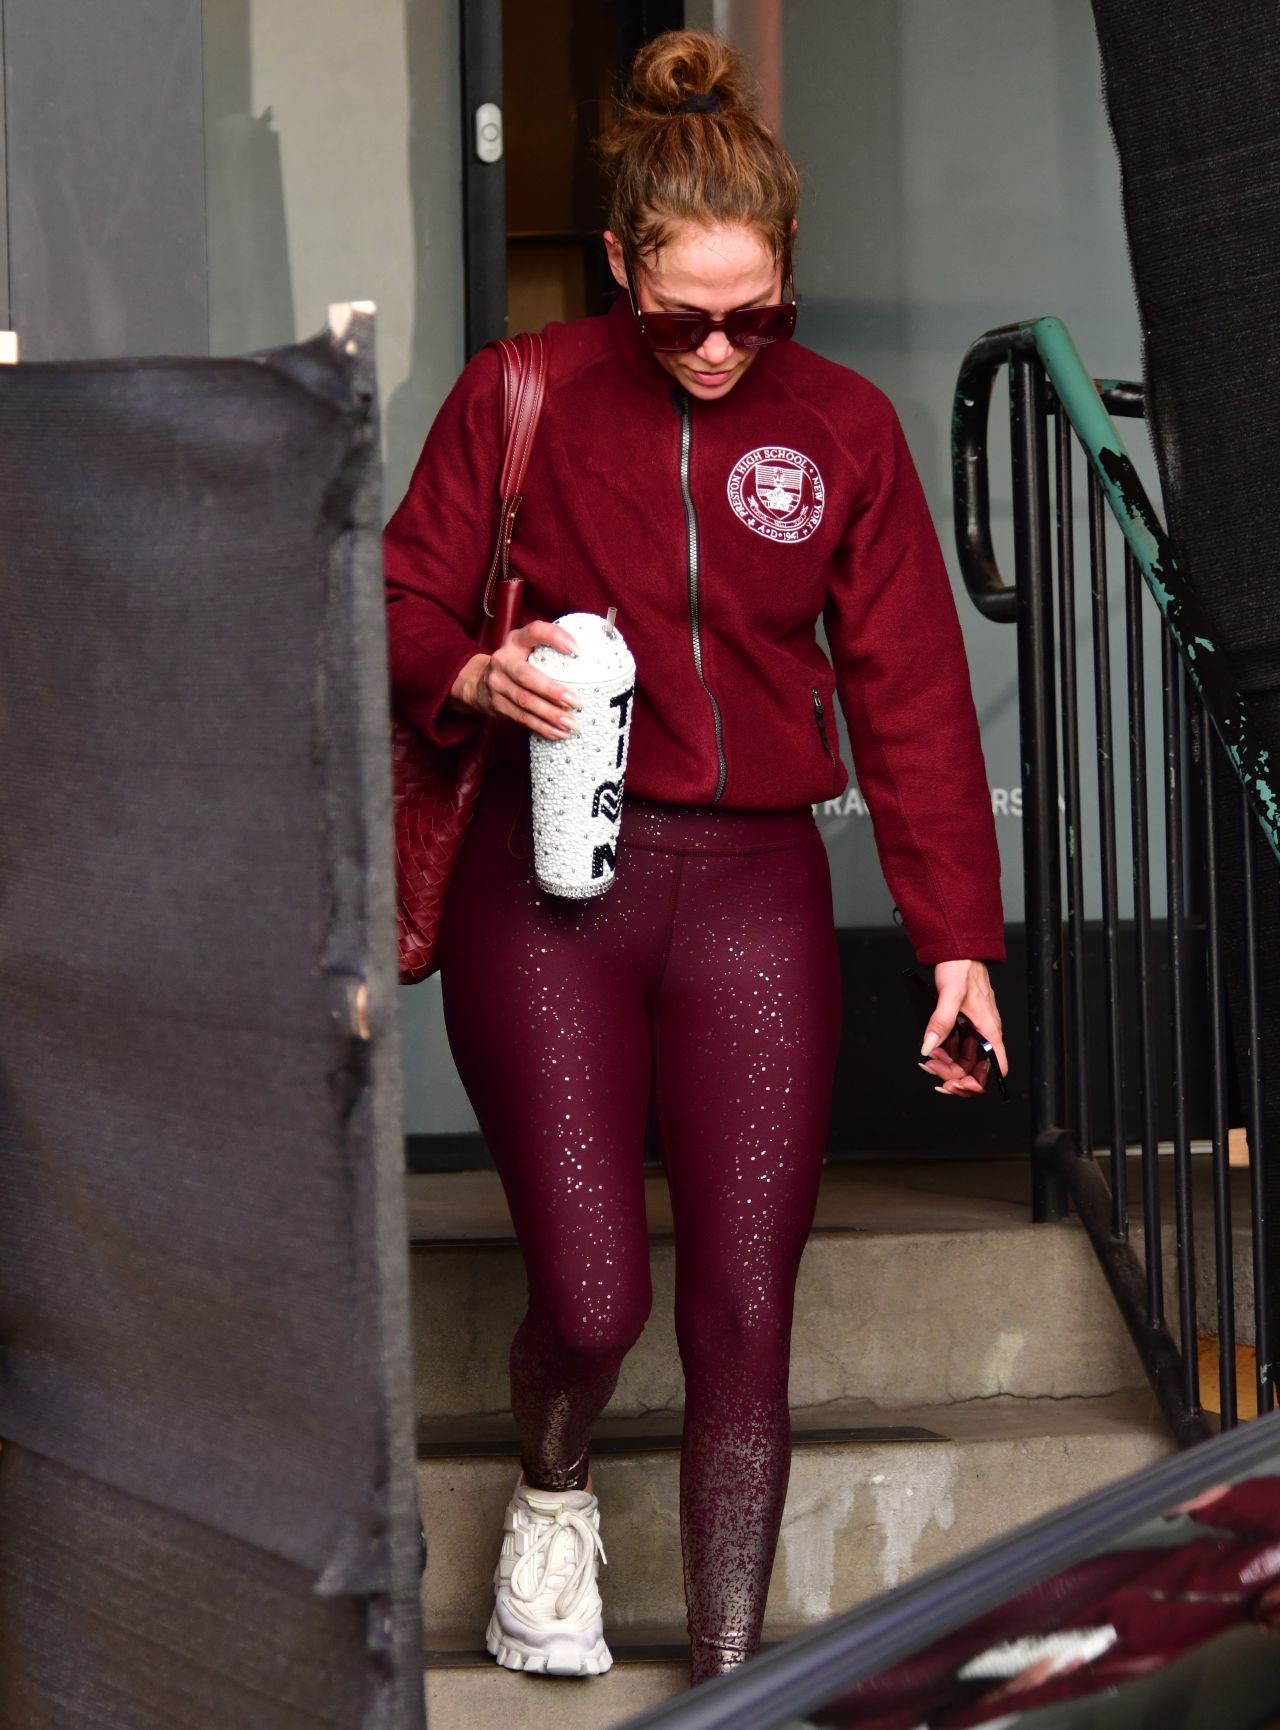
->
[812, 688, 829, 739]
[812, 687, 837, 769]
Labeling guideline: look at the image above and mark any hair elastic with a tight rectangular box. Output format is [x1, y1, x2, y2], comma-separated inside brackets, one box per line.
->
[678, 91, 722, 114]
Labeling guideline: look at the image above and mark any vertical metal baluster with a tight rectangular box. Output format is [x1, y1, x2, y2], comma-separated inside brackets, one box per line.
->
[1202, 728, 1237, 1427]
[1164, 641, 1199, 1413]
[1011, 355, 1067, 1220]
[1125, 549, 1161, 1321]
[1242, 790, 1273, 1414]
[1088, 473, 1127, 1235]
[1056, 407, 1093, 1162]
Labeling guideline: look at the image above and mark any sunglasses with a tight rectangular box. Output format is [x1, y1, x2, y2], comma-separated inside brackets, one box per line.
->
[625, 260, 797, 354]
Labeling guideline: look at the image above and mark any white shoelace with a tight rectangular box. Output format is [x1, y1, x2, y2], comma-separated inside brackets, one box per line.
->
[510, 1505, 608, 1620]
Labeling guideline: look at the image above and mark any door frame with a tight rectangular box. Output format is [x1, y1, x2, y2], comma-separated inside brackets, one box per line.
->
[460, 0, 506, 355]
[458, 0, 685, 356]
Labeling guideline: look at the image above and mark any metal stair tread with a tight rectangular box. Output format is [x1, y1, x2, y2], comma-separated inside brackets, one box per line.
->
[425, 1647, 689, 1670]
[418, 1388, 1161, 1461]
[426, 1613, 808, 1665]
[408, 1158, 1038, 1247]
[424, 1631, 797, 1667]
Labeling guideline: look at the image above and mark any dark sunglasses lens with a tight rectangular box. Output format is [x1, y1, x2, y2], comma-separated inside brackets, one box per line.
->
[637, 300, 797, 354]
[639, 313, 707, 353]
[725, 304, 798, 348]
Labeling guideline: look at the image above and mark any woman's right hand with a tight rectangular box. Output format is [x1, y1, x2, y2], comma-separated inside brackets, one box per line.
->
[449, 620, 583, 740]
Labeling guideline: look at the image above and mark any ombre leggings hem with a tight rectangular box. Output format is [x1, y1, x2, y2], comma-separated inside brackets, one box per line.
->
[520, 1451, 591, 1494]
[690, 1637, 757, 1684]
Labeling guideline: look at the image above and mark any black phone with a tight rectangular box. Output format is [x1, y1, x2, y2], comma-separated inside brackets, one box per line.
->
[902, 967, 1008, 1101]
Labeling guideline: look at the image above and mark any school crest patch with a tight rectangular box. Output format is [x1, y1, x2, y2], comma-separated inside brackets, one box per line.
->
[727, 445, 825, 543]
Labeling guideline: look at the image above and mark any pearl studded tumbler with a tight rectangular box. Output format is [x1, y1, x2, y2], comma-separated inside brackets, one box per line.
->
[528, 611, 636, 899]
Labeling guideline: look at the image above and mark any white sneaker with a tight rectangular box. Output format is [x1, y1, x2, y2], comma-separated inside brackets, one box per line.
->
[485, 1476, 612, 1676]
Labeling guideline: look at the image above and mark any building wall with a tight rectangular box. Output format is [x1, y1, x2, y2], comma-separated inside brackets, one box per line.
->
[695, 0, 1164, 936]
[0, 4, 9, 332]
[203, 0, 465, 509]
[2, 0, 207, 359]
[208, 0, 475, 1135]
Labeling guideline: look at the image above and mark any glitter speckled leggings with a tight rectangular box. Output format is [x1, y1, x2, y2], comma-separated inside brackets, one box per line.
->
[439, 763, 842, 1679]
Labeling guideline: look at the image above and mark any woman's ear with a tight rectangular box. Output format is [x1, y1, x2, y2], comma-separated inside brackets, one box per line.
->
[603, 231, 629, 291]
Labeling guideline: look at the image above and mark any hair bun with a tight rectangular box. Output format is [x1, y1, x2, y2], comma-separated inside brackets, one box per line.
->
[627, 28, 757, 119]
[602, 27, 799, 269]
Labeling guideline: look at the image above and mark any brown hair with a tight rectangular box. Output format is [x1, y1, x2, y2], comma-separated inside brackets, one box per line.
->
[602, 29, 800, 269]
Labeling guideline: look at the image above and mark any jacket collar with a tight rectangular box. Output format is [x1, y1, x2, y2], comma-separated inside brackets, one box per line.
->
[606, 290, 676, 396]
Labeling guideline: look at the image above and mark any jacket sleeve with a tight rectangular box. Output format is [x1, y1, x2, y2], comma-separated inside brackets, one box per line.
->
[824, 399, 1005, 966]
[1184, 1480, 1280, 1542]
[383, 345, 505, 748]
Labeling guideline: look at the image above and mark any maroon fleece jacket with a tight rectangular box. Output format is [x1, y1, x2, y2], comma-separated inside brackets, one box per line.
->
[384, 295, 1004, 966]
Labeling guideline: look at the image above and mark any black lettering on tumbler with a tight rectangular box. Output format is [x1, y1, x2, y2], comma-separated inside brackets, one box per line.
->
[592, 842, 618, 879]
[592, 780, 624, 821]
[609, 684, 635, 770]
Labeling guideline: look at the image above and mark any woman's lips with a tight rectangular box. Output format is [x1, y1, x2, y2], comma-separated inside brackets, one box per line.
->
[687, 368, 735, 387]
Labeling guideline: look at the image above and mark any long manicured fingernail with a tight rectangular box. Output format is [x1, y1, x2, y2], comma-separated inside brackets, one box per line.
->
[561, 691, 583, 709]
[921, 1032, 939, 1057]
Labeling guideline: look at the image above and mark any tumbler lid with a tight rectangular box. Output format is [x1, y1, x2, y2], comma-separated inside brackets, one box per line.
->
[530, 611, 635, 687]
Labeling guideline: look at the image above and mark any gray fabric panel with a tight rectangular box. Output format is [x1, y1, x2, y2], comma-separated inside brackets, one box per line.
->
[0, 1443, 369, 1730]
[331, 311, 429, 1718]
[0, 320, 423, 1725]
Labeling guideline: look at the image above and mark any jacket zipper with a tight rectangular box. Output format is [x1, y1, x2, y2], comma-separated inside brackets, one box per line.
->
[676, 391, 728, 803]
[812, 687, 838, 770]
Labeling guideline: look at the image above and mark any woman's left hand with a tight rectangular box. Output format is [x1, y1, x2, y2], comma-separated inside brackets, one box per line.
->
[919, 959, 1007, 1097]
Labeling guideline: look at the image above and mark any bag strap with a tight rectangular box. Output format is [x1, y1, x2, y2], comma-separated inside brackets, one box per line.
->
[483, 331, 549, 618]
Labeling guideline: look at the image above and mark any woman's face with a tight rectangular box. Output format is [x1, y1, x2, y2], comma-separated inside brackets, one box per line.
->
[605, 221, 784, 403]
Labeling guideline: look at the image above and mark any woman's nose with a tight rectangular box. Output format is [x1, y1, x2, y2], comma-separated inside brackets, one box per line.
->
[697, 329, 735, 367]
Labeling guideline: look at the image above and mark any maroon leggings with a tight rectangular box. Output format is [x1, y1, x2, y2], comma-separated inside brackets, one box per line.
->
[439, 762, 842, 1677]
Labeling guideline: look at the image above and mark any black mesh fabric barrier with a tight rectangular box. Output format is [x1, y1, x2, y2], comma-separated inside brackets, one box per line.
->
[1089, 0, 1280, 692]
[1091, 1, 1280, 1343]
[0, 313, 424, 1728]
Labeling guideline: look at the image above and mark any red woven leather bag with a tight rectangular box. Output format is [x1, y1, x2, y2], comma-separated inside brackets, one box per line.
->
[392, 331, 548, 983]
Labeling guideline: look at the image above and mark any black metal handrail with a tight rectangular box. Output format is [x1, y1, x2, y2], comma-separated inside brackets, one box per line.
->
[953, 331, 1146, 625]
[953, 318, 1279, 861]
[951, 316, 1275, 1442]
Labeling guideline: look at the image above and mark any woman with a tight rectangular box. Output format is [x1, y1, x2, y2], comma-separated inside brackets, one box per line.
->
[385, 29, 1006, 1687]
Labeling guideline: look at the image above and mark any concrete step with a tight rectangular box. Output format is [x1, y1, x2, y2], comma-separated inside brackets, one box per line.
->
[409, 1163, 1149, 1421]
[418, 1390, 1171, 1646]
[426, 1651, 687, 1729]
[425, 1629, 768, 1726]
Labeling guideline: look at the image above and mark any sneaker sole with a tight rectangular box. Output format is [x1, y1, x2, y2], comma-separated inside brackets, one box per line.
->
[485, 1609, 613, 1676]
